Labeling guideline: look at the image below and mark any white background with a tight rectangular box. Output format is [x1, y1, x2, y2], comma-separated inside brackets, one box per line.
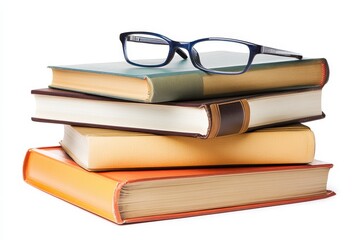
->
[1, 0, 359, 239]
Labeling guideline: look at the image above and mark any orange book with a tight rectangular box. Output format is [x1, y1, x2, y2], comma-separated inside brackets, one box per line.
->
[23, 146, 335, 224]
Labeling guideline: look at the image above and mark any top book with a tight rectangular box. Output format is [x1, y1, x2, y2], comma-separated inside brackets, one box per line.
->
[49, 51, 329, 103]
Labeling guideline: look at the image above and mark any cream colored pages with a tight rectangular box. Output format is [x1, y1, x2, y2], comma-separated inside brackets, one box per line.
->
[248, 90, 322, 128]
[119, 167, 329, 219]
[203, 62, 323, 96]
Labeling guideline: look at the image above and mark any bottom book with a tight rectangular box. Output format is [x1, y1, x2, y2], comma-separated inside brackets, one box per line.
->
[23, 146, 335, 224]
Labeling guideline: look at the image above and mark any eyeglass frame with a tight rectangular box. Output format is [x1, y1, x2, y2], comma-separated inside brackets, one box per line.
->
[119, 31, 303, 75]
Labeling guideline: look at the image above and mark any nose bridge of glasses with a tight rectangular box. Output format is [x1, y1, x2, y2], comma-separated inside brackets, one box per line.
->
[169, 41, 190, 60]
[172, 42, 203, 69]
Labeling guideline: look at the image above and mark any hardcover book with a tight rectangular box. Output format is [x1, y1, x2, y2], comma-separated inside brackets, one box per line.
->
[48, 52, 329, 103]
[61, 124, 316, 170]
[31, 88, 325, 138]
[23, 147, 335, 224]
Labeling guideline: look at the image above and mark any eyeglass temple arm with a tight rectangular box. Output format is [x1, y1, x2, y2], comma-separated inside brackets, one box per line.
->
[126, 36, 188, 60]
[261, 46, 303, 60]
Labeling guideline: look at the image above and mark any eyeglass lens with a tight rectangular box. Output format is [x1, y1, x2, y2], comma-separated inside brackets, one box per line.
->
[193, 40, 250, 73]
[124, 33, 251, 73]
[125, 34, 170, 65]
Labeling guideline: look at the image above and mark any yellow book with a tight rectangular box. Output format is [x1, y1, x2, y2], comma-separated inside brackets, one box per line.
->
[60, 124, 315, 171]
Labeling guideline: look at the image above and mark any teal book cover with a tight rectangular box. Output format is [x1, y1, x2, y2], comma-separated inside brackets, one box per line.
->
[49, 52, 329, 103]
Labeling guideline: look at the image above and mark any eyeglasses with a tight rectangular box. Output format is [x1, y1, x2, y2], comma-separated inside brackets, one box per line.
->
[119, 31, 302, 75]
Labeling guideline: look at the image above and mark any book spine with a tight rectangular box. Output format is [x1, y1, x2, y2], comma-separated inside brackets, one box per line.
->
[22, 148, 124, 224]
[147, 72, 206, 103]
[207, 100, 250, 138]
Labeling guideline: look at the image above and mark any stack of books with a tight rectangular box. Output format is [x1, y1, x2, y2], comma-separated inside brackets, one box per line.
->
[23, 52, 335, 224]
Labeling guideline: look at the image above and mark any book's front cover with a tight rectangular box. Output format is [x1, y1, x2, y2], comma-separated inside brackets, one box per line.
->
[49, 52, 301, 78]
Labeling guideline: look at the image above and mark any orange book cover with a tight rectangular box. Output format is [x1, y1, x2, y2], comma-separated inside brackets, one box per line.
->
[23, 146, 335, 224]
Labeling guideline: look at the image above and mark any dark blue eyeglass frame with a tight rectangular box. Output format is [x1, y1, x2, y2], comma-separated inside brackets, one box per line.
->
[119, 31, 303, 75]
